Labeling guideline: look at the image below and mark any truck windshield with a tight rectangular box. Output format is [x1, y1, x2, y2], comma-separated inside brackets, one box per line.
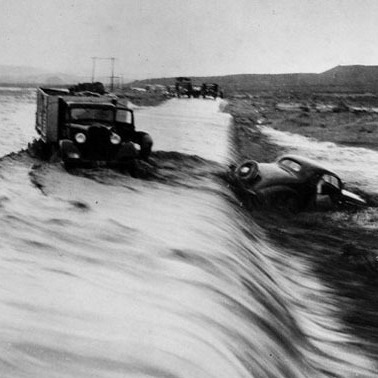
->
[70, 107, 114, 123]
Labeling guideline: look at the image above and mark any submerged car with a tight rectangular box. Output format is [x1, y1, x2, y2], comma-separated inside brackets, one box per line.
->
[233, 154, 366, 211]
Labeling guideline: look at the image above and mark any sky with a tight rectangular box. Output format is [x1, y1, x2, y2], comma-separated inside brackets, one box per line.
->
[0, 0, 378, 80]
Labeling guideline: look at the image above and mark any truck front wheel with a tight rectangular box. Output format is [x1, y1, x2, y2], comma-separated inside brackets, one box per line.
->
[59, 140, 81, 169]
[132, 132, 153, 160]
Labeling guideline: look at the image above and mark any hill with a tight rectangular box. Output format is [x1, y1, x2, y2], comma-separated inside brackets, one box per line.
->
[321, 65, 378, 90]
[0, 65, 84, 86]
[129, 65, 378, 94]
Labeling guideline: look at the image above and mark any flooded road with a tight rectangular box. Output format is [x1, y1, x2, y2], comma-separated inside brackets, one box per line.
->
[137, 99, 230, 164]
[0, 87, 36, 156]
[0, 90, 375, 377]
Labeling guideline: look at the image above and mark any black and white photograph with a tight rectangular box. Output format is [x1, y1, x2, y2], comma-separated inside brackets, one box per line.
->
[1, 0, 378, 377]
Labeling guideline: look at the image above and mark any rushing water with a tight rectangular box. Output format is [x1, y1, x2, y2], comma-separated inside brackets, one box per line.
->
[259, 125, 378, 193]
[0, 90, 375, 377]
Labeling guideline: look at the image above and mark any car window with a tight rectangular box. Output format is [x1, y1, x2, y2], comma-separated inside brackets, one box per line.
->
[321, 174, 341, 189]
[278, 159, 302, 172]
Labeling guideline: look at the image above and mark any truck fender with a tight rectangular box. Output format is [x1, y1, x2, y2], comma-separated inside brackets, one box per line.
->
[117, 141, 138, 161]
[59, 140, 81, 161]
[132, 131, 153, 160]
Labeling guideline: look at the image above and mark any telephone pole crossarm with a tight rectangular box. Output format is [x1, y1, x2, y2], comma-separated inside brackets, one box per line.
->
[90, 57, 117, 90]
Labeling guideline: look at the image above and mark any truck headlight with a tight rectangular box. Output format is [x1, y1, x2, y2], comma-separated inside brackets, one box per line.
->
[110, 133, 121, 145]
[75, 133, 86, 143]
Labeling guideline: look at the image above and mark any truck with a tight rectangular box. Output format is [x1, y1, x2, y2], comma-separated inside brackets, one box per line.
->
[201, 83, 223, 99]
[35, 85, 153, 168]
[175, 77, 193, 98]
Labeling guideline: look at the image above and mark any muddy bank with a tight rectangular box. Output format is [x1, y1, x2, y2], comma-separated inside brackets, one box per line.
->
[249, 92, 378, 151]
[225, 98, 284, 164]
[115, 88, 167, 107]
[225, 95, 378, 361]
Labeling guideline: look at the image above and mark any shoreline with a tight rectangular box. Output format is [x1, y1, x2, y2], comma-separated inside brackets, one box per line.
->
[224, 95, 378, 361]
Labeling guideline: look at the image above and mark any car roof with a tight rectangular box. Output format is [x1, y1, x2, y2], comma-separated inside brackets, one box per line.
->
[276, 154, 339, 177]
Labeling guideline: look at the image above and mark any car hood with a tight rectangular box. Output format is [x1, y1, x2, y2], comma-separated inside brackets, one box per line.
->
[251, 163, 301, 190]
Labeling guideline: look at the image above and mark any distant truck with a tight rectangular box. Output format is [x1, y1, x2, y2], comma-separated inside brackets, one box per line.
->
[191, 84, 202, 98]
[201, 83, 223, 99]
[35, 85, 153, 168]
[175, 77, 193, 98]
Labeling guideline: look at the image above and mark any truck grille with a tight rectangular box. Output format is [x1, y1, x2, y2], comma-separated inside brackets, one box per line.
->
[81, 127, 116, 160]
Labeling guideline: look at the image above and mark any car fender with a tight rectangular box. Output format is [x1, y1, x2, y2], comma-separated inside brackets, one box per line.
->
[235, 160, 259, 183]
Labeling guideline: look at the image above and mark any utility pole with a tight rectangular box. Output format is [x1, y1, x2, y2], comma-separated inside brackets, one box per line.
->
[90, 57, 117, 90]
[91, 57, 96, 83]
[110, 57, 115, 91]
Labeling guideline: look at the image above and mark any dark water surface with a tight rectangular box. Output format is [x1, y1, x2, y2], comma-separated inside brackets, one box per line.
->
[0, 91, 375, 377]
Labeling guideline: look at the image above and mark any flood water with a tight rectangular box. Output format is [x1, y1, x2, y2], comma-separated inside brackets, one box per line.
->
[0, 89, 376, 377]
[259, 125, 378, 194]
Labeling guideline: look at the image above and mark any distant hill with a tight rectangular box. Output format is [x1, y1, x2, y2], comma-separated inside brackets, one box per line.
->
[0, 65, 84, 86]
[3, 64, 378, 92]
[321, 65, 378, 89]
[130, 65, 378, 94]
